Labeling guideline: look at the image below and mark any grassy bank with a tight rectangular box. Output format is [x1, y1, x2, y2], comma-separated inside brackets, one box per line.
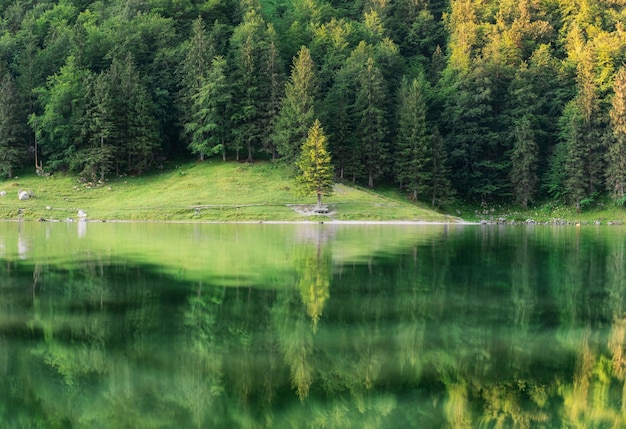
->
[452, 198, 626, 225]
[0, 161, 456, 222]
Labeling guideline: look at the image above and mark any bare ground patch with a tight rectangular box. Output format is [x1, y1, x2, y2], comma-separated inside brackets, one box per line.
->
[286, 204, 336, 217]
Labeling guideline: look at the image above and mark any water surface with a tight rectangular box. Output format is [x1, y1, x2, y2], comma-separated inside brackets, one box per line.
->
[0, 222, 625, 428]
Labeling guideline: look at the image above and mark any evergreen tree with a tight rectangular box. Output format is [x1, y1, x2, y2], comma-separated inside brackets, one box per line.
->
[179, 16, 215, 160]
[322, 74, 359, 181]
[230, 5, 279, 162]
[607, 67, 626, 202]
[510, 115, 539, 208]
[352, 46, 389, 188]
[508, 63, 540, 208]
[273, 46, 318, 164]
[74, 73, 115, 182]
[0, 68, 25, 178]
[260, 30, 284, 160]
[561, 46, 606, 210]
[184, 56, 232, 161]
[93, 54, 159, 175]
[430, 127, 452, 207]
[296, 119, 334, 208]
[560, 101, 588, 211]
[126, 76, 160, 174]
[394, 75, 431, 200]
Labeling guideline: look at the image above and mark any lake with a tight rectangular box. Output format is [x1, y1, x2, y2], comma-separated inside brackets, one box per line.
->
[0, 222, 625, 428]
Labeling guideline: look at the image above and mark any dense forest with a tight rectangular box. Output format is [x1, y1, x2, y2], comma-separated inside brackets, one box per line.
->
[0, 0, 625, 209]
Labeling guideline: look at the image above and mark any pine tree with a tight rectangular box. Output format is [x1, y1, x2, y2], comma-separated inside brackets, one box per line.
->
[607, 67, 626, 202]
[430, 127, 453, 207]
[185, 56, 232, 161]
[560, 101, 588, 211]
[561, 46, 605, 210]
[93, 54, 159, 175]
[394, 76, 431, 201]
[322, 74, 359, 181]
[273, 46, 318, 164]
[261, 35, 284, 160]
[230, 6, 280, 162]
[74, 73, 115, 182]
[510, 115, 539, 208]
[0, 68, 25, 178]
[353, 50, 389, 188]
[296, 119, 334, 208]
[179, 17, 214, 160]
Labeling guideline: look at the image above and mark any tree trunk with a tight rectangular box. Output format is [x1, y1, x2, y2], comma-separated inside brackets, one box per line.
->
[247, 142, 253, 163]
[317, 192, 322, 208]
[413, 188, 417, 200]
[368, 172, 374, 188]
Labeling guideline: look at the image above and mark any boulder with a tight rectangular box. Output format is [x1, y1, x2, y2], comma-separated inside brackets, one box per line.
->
[0, 191, 6, 197]
[18, 190, 31, 200]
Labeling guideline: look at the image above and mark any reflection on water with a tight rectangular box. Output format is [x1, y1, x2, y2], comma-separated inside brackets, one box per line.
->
[0, 223, 625, 428]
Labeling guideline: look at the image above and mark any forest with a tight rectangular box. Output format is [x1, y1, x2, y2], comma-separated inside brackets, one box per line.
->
[0, 0, 625, 209]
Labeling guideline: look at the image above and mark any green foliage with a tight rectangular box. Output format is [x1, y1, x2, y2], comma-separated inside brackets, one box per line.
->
[0, 0, 623, 209]
[510, 115, 539, 208]
[0, 66, 25, 178]
[273, 46, 317, 163]
[185, 56, 232, 161]
[352, 44, 389, 188]
[607, 67, 626, 200]
[229, 5, 281, 162]
[296, 119, 333, 207]
[32, 56, 90, 172]
[394, 75, 430, 201]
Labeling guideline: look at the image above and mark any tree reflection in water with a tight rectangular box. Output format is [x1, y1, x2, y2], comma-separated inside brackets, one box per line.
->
[0, 224, 624, 427]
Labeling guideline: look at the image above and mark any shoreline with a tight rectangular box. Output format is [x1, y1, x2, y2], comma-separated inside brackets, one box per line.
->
[3, 217, 625, 226]
[2, 217, 475, 225]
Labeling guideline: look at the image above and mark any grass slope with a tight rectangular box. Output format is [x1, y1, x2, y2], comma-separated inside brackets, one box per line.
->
[0, 161, 454, 222]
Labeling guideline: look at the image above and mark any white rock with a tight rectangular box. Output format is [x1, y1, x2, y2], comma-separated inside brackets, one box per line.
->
[0, 191, 6, 197]
[18, 191, 30, 200]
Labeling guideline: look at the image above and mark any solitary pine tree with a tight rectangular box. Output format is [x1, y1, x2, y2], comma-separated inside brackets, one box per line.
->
[296, 119, 334, 209]
[608, 67, 626, 202]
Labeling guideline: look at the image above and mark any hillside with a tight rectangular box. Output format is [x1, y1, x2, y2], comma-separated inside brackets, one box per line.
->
[0, 161, 455, 222]
[2, 0, 626, 212]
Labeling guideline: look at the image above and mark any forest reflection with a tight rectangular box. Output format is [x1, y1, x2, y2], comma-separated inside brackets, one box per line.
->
[0, 225, 625, 428]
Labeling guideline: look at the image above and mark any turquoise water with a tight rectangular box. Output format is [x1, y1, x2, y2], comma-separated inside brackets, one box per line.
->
[0, 222, 625, 428]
